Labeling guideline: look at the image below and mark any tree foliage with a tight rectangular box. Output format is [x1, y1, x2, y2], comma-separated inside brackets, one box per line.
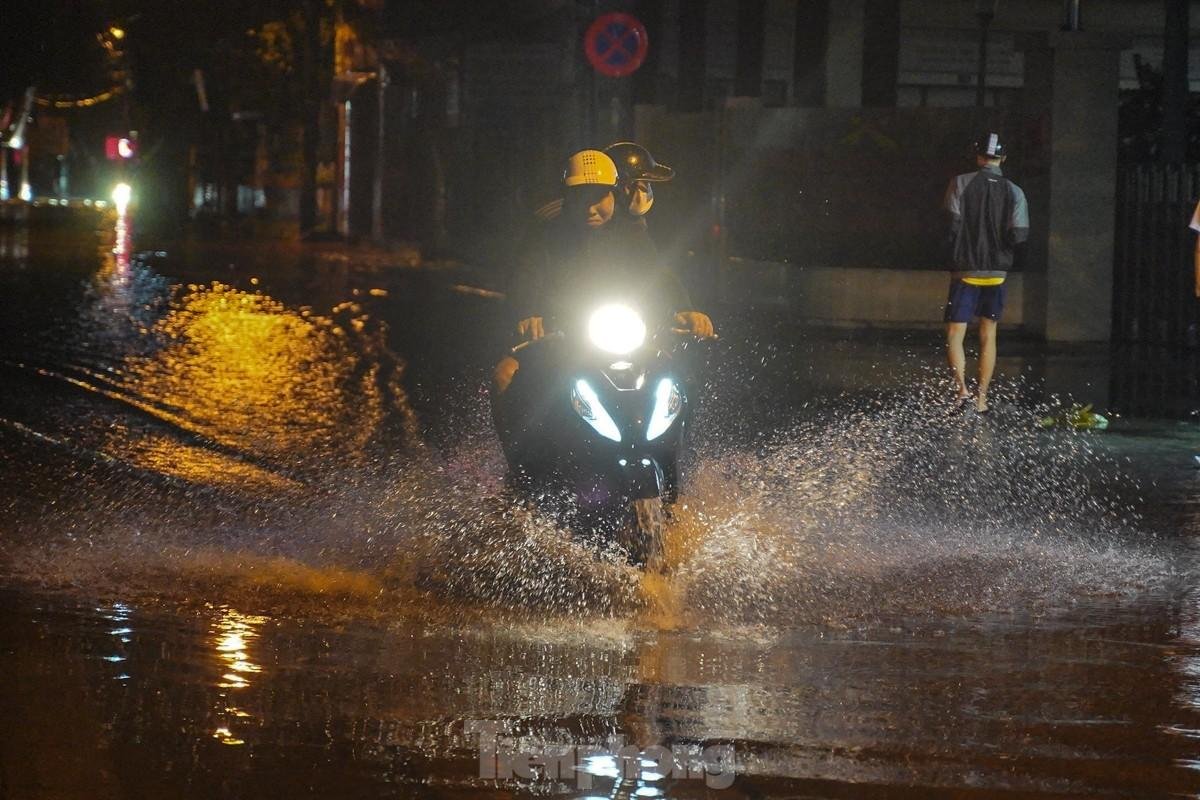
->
[1118, 54, 1200, 163]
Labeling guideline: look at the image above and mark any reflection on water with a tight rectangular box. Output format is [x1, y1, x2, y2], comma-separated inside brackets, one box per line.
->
[211, 607, 267, 746]
[214, 607, 266, 691]
[0, 214, 416, 494]
[99, 601, 134, 680]
[6, 593, 1200, 798]
[121, 284, 390, 464]
[0, 221, 29, 264]
[113, 210, 131, 270]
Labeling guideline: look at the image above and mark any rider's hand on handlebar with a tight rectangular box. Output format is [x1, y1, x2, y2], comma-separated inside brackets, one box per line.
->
[517, 316, 545, 342]
[674, 311, 715, 338]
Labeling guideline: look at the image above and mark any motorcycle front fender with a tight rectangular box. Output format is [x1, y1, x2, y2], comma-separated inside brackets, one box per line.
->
[618, 458, 664, 500]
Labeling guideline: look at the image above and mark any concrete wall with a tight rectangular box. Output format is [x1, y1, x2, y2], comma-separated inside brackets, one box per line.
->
[721, 258, 1026, 328]
[1017, 31, 1128, 342]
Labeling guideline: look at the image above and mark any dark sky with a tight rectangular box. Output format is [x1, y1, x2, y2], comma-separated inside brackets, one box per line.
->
[0, 0, 114, 105]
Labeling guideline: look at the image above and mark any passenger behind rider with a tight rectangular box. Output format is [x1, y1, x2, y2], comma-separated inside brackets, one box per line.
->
[533, 141, 673, 226]
[493, 148, 714, 399]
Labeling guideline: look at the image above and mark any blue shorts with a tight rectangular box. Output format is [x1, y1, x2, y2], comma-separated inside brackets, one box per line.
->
[944, 280, 1006, 323]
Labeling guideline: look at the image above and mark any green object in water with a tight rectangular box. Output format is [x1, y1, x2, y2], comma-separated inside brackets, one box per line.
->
[1038, 403, 1109, 431]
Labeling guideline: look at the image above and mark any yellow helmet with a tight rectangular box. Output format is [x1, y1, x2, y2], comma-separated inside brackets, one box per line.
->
[563, 150, 619, 188]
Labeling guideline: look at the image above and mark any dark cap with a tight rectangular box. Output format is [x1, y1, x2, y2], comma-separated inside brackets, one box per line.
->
[973, 132, 1005, 158]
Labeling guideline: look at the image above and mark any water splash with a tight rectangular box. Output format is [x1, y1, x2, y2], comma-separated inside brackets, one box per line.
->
[0, 267, 1179, 631]
[1, 372, 1177, 631]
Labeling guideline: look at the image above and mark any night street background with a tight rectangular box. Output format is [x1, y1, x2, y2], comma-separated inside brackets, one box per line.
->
[5, 0, 1200, 797]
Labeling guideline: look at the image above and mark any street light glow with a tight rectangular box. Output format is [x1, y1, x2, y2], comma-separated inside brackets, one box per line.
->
[112, 182, 132, 213]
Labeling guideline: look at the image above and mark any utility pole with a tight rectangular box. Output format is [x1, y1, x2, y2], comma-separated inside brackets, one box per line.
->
[298, 0, 332, 235]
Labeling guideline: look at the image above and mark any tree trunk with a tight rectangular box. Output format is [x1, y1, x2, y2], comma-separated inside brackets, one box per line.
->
[298, 0, 329, 235]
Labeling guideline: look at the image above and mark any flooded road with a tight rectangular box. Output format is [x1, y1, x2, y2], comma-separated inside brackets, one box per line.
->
[2, 210, 1200, 797]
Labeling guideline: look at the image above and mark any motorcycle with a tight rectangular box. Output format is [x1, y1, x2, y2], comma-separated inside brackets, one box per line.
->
[493, 302, 709, 569]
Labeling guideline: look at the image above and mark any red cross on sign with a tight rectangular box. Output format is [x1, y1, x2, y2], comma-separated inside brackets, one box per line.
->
[584, 13, 649, 78]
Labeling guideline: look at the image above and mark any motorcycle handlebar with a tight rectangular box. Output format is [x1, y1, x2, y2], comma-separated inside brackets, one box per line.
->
[668, 328, 720, 341]
[510, 331, 565, 354]
[509, 326, 717, 355]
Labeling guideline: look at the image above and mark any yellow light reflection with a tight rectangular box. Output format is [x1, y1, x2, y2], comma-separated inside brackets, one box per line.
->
[209, 608, 266, 747]
[212, 608, 266, 690]
[212, 726, 245, 746]
[122, 283, 389, 462]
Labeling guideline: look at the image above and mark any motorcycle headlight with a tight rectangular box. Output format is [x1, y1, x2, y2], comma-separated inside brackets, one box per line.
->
[587, 304, 646, 355]
[571, 379, 622, 442]
[646, 378, 682, 441]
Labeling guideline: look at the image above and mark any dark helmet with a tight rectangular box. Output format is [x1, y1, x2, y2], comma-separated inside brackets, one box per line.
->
[973, 131, 1006, 158]
[604, 141, 675, 185]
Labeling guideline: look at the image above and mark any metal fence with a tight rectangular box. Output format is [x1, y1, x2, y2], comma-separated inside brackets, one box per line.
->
[1113, 163, 1200, 347]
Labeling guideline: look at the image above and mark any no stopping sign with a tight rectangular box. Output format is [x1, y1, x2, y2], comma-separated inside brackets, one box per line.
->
[584, 13, 649, 77]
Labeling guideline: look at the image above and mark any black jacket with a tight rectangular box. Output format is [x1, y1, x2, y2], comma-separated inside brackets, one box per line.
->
[944, 165, 1030, 279]
[507, 214, 692, 334]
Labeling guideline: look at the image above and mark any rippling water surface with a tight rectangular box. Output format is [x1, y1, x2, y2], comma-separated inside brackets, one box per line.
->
[2, 212, 1200, 798]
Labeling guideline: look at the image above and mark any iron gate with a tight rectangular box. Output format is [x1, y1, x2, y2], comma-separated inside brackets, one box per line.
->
[1113, 163, 1200, 347]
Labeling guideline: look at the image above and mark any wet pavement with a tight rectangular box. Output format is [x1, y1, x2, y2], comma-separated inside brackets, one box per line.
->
[3, 209, 1200, 798]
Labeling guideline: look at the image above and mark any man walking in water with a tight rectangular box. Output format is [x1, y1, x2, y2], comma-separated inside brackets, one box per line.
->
[942, 132, 1029, 413]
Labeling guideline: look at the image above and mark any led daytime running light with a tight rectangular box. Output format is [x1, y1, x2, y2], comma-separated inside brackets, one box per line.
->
[572, 379, 622, 442]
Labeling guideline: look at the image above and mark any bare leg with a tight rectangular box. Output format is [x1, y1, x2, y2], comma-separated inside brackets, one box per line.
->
[945, 322, 969, 399]
[976, 317, 997, 412]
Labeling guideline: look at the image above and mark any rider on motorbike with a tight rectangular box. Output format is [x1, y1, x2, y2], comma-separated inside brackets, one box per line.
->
[491, 149, 717, 567]
[494, 148, 710, 470]
[493, 149, 714, 457]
